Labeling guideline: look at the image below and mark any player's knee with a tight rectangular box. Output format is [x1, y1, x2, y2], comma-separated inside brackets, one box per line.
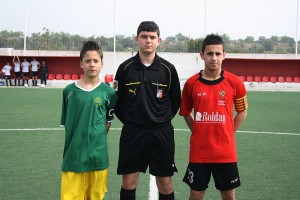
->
[122, 174, 139, 190]
[220, 189, 235, 200]
[156, 176, 173, 193]
[190, 189, 205, 200]
[122, 180, 137, 190]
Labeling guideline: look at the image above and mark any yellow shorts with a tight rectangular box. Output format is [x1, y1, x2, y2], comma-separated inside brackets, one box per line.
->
[61, 169, 108, 200]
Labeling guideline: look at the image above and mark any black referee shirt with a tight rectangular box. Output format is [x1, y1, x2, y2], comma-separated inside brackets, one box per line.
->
[114, 52, 181, 127]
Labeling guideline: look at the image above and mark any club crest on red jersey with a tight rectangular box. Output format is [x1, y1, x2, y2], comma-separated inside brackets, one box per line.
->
[219, 90, 225, 98]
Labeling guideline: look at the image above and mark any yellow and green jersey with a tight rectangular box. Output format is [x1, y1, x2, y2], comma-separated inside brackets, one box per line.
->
[60, 82, 117, 172]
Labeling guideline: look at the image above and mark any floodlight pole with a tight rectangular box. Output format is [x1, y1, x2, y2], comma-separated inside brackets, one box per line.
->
[204, 0, 206, 37]
[23, 0, 28, 56]
[296, 0, 299, 58]
[113, 0, 116, 73]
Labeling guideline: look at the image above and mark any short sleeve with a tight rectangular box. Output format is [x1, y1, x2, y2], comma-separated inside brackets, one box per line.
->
[106, 88, 118, 122]
[234, 78, 248, 112]
[179, 79, 194, 116]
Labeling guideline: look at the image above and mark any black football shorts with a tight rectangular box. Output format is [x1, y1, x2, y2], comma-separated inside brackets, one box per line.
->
[183, 162, 241, 191]
[117, 124, 178, 177]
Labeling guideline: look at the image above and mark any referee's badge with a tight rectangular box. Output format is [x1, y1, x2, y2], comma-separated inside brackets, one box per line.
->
[157, 89, 163, 98]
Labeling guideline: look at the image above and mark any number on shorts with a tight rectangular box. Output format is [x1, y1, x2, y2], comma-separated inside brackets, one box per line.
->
[187, 168, 194, 183]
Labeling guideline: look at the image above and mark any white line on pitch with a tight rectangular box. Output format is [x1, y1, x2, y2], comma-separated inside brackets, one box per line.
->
[237, 130, 300, 136]
[0, 128, 64, 131]
[0, 128, 299, 136]
[149, 175, 158, 200]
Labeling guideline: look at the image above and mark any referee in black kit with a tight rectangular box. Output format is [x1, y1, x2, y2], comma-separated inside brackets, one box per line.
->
[114, 21, 181, 200]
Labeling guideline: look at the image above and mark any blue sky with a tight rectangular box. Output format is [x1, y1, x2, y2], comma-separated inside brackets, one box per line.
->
[0, 0, 299, 40]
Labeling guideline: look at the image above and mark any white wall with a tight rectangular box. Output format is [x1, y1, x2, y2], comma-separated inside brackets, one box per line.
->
[1, 49, 299, 81]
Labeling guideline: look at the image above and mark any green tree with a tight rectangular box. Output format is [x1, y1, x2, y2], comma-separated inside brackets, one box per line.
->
[245, 36, 254, 43]
[0, 28, 298, 54]
[188, 38, 202, 53]
[280, 36, 295, 46]
[175, 33, 189, 42]
[258, 36, 274, 52]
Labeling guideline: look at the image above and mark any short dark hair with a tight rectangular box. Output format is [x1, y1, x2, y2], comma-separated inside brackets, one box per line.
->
[202, 34, 224, 53]
[137, 21, 160, 37]
[80, 41, 103, 61]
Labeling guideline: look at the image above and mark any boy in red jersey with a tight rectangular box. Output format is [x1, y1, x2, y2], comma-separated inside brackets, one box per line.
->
[179, 34, 248, 200]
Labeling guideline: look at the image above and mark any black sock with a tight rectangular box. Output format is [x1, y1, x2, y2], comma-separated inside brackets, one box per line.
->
[120, 188, 136, 200]
[159, 191, 175, 200]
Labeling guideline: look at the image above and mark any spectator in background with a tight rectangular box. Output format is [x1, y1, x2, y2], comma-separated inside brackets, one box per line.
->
[179, 34, 248, 200]
[13, 56, 21, 86]
[21, 58, 30, 86]
[29, 58, 40, 86]
[40, 60, 48, 86]
[2, 62, 12, 86]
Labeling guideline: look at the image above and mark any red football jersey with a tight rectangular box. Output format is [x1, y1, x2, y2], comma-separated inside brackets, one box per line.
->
[179, 70, 248, 163]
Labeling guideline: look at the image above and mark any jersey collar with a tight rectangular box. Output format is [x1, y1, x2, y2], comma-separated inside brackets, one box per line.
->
[134, 52, 160, 71]
[198, 70, 224, 85]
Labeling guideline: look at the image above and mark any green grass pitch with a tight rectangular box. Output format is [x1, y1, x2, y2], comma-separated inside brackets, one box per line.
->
[0, 88, 299, 199]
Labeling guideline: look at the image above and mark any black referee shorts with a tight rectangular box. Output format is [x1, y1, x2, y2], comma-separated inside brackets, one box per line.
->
[117, 124, 178, 177]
